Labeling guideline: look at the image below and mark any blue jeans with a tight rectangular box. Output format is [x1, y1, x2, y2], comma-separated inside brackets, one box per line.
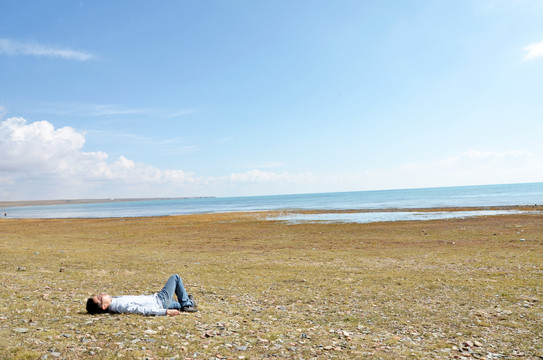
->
[156, 274, 193, 309]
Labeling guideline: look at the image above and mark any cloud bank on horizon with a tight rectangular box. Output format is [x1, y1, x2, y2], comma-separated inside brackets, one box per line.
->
[0, 117, 540, 201]
[0, 117, 315, 200]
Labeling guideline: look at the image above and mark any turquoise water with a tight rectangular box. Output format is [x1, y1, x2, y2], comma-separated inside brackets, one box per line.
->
[2, 182, 543, 219]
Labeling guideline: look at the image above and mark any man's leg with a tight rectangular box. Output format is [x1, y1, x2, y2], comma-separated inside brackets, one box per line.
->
[156, 274, 193, 309]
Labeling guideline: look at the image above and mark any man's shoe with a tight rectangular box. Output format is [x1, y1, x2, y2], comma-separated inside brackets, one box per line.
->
[188, 294, 197, 308]
[182, 295, 198, 312]
[182, 306, 198, 312]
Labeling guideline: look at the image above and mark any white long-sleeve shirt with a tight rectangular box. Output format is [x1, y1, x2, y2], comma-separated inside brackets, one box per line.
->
[108, 294, 166, 316]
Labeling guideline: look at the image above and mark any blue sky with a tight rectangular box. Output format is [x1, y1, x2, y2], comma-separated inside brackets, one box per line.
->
[1, 0, 542, 200]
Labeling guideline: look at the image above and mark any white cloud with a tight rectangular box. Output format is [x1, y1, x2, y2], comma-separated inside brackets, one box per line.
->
[523, 41, 543, 61]
[2, 117, 541, 201]
[365, 150, 542, 190]
[292, 150, 543, 194]
[0, 38, 94, 61]
[28, 103, 147, 117]
[0, 117, 85, 172]
[0, 117, 197, 199]
[0, 117, 315, 200]
[402, 150, 536, 173]
[28, 102, 194, 118]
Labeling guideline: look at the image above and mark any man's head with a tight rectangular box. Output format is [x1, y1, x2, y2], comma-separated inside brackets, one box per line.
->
[86, 293, 112, 314]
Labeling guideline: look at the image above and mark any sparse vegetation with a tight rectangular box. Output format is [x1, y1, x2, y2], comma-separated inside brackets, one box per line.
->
[0, 210, 542, 359]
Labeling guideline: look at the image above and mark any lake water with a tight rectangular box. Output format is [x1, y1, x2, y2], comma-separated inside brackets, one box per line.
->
[2, 182, 543, 221]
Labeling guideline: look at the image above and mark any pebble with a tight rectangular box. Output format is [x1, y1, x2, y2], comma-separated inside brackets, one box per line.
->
[13, 327, 29, 333]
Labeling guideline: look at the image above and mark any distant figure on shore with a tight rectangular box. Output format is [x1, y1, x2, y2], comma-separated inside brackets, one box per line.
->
[86, 274, 197, 316]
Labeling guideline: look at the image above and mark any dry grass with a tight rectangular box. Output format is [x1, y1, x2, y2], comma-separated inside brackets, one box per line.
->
[0, 211, 542, 359]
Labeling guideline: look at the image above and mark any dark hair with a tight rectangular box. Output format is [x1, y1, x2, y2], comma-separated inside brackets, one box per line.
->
[86, 297, 108, 314]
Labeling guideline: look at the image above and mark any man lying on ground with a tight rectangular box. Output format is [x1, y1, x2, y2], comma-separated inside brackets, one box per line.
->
[86, 274, 197, 316]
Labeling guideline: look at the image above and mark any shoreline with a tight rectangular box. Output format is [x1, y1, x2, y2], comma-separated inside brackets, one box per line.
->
[1, 204, 542, 221]
[1, 196, 541, 213]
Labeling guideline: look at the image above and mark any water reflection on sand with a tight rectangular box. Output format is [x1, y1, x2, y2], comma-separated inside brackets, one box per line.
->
[269, 210, 537, 224]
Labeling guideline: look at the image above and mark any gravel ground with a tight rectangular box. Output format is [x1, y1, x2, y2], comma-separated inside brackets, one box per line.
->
[1, 210, 542, 359]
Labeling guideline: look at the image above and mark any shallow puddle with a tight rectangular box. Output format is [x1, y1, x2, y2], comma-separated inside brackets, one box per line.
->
[268, 210, 537, 224]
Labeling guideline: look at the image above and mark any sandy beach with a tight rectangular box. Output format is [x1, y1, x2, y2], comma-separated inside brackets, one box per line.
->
[1, 210, 541, 359]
